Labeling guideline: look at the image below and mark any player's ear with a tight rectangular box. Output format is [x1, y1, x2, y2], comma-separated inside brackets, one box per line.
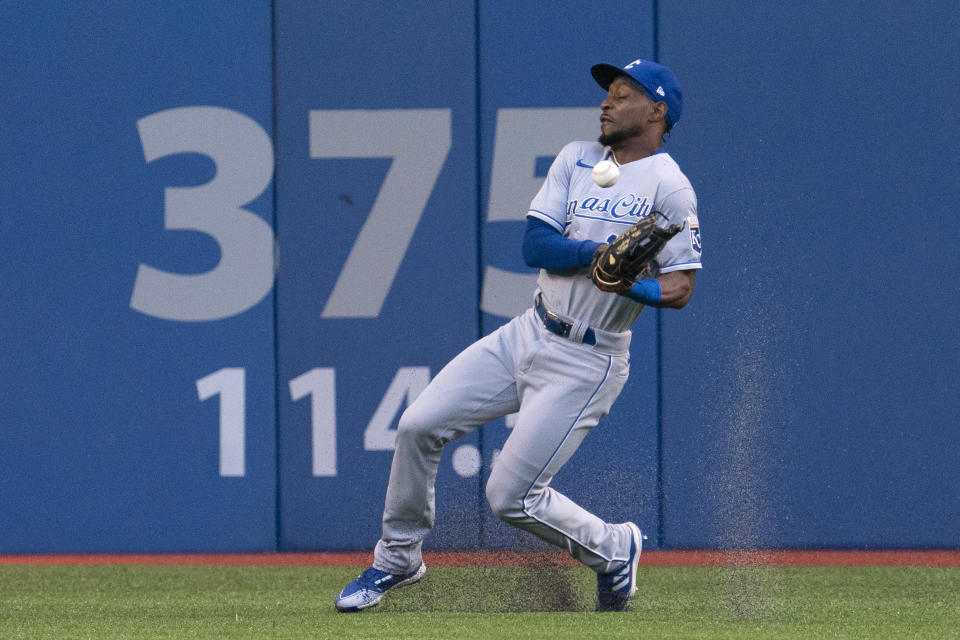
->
[650, 101, 668, 124]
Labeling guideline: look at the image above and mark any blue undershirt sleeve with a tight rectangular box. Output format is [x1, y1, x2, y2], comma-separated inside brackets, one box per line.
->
[522, 217, 602, 272]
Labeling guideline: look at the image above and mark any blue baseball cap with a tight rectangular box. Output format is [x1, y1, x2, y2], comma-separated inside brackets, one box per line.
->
[591, 58, 683, 129]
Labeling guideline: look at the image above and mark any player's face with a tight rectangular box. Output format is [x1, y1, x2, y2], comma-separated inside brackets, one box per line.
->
[598, 77, 659, 146]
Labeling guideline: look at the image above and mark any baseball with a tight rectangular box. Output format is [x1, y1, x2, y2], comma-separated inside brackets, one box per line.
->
[592, 159, 620, 187]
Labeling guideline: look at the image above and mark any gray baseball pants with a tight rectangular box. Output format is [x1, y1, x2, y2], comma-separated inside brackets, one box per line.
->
[373, 308, 635, 575]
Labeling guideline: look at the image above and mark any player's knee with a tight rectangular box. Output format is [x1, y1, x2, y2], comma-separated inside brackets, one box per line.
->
[396, 403, 443, 449]
[396, 410, 428, 442]
[485, 467, 525, 523]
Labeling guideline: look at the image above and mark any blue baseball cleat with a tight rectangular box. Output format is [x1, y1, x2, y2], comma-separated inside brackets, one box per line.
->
[334, 563, 426, 612]
[596, 522, 643, 612]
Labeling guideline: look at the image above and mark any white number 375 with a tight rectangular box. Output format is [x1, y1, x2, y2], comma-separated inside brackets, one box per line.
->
[130, 106, 450, 322]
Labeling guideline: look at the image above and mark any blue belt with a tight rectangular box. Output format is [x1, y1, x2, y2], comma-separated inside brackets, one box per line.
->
[535, 297, 596, 345]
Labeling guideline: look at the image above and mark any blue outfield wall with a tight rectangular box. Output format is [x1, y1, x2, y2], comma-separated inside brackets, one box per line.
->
[0, 1, 957, 553]
[657, 0, 960, 549]
[271, 1, 483, 551]
[0, 1, 277, 553]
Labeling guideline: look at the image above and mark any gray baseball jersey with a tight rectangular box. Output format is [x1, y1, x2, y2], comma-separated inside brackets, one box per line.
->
[529, 141, 701, 334]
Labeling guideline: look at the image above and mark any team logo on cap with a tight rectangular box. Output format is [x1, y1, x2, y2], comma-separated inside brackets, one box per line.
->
[656, 86, 665, 96]
[624, 59, 644, 69]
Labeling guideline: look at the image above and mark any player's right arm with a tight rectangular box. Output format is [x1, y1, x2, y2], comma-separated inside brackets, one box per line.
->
[522, 142, 602, 273]
[522, 217, 601, 273]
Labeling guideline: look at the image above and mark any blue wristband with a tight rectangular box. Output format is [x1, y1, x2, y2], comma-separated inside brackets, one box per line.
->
[627, 279, 662, 304]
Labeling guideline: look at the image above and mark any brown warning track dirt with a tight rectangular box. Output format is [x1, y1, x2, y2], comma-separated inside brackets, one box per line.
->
[1, 550, 959, 567]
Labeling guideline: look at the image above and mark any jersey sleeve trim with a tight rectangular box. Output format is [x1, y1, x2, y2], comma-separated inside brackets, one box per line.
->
[527, 209, 565, 233]
[659, 261, 702, 273]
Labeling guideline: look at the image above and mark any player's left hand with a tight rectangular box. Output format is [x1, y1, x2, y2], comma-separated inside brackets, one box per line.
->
[588, 244, 632, 295]
[589, 213, 684, 296]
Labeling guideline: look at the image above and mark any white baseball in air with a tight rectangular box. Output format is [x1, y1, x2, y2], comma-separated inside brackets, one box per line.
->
[592, 159, 620, 187]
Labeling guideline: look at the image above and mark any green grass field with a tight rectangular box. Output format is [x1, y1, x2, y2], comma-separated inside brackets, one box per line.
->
[1, 564, 958, 639]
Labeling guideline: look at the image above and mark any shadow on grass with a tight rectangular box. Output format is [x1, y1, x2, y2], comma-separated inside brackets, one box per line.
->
[375, 554, 594, 613]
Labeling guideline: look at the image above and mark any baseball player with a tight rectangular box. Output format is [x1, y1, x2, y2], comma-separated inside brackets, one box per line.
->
[336, 57, 701, 613]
